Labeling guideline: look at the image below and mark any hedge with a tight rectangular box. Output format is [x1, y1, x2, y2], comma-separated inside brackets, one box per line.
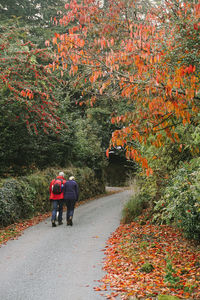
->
[153, 157, 200, 241]
[0, 166, 105, 227]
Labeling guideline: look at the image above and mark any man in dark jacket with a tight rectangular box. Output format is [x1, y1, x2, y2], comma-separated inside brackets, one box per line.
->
[49, 172, 66, 227]
[64, 176, 79, 226]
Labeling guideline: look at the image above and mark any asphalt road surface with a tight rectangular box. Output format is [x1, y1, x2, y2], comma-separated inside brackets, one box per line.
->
[0, 189, 132, 300]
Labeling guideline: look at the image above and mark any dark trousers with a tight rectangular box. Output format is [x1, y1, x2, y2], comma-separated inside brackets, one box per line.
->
[65, 199, 76, 220]
[51, 200, 63, 222]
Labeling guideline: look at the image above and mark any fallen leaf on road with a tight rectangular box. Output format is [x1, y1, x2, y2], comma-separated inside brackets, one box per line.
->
[94, 211, 200, 299]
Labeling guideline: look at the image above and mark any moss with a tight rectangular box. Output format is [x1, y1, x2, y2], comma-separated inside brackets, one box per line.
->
[139, 262, 154, 273]
[158, 295, 180, 300]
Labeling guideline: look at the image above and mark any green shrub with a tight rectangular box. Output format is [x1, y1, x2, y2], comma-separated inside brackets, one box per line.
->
[164, 256, 180, 286]
[122, 192, 149, 224]
[0, 179, 36, 226]
[76, 167, 105, 201]
[0, 166, 105, 227]
[25, 173, 51, 213]
[153, 157, 200, 241]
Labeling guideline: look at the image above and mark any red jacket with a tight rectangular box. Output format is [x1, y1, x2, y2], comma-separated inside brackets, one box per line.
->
[49, 176, 66, 200]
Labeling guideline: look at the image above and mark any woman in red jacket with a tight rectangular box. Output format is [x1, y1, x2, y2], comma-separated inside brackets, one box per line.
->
[49, 172, 66, 227]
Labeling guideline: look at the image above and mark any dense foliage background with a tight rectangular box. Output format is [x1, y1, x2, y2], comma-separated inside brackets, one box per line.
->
[0, 0, 112, 177]
[0, 0, 199, 242]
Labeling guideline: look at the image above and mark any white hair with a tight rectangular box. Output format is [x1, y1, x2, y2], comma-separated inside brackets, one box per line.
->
[59, 172, 65, 177]
[69, 176, 75, 180]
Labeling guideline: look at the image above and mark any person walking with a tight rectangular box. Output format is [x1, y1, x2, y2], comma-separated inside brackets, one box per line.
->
[49, 171, 66, 227]
[64, 176, 79, 226]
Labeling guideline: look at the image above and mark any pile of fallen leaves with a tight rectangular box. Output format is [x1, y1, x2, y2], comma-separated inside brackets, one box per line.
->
[95, 214, 200, 299]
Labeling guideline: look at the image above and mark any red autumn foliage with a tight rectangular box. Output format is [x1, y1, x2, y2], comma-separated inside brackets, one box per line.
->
[50, 0, 200, 173]
[0, 26, 67, 134]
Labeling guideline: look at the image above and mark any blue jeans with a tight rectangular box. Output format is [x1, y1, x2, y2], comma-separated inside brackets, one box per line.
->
[51, 200, 63, 222]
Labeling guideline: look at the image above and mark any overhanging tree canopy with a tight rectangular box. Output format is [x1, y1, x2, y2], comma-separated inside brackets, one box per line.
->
[49, 0, 200, 174]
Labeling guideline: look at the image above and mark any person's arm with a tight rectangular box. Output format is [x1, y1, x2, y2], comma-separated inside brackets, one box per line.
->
[49, 179, 55, 200]
[49, 180, 53, 194]
[63, 182, 67, 197]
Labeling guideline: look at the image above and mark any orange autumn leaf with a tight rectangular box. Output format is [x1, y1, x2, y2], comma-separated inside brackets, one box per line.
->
[49, 0, 199, 174]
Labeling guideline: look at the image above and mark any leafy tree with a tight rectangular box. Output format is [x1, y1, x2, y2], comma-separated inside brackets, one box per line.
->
[0, 0, 65, 26]
[0, 24, 66, 134]
[71, 118, 106, 170]
[0, 84, 73, 176]
[50, 0, 199, 175]
[0, 0, 67, 47]
[0, 24, 74, 175]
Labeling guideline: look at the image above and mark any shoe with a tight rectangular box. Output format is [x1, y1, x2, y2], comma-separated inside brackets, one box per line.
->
[67, 217, 73, 226]
[58, 221, 63, 225]
[52, 221, 56, 227]
[69, 217, 73, 226]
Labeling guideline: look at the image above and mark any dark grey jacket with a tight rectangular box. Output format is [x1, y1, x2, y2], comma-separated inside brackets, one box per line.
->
[63, 180, 79, 201]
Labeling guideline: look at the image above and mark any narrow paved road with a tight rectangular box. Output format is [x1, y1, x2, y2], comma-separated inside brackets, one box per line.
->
[0, 189, 131, 300]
